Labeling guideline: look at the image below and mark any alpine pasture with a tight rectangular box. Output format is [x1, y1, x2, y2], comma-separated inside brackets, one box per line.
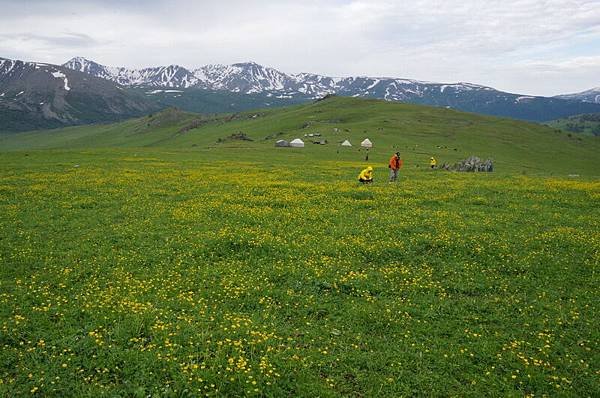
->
[0, 97, 598, 397]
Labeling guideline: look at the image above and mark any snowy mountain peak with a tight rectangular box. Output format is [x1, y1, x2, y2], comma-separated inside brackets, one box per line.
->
[64, 56, 92, 66]
[555, 86, 600, 104]
[64, 57, 100, 72]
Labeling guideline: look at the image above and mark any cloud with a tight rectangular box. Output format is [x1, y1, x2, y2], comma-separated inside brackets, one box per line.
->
[0, 0, 598, 95]
[0, 32, 98, 47]
[520, 56, 600, 73]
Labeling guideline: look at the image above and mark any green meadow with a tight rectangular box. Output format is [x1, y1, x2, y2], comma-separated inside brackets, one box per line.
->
[1, 98, 599, 396]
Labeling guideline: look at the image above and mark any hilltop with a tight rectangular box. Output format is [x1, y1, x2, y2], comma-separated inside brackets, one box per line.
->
[1, 96, 599, 176]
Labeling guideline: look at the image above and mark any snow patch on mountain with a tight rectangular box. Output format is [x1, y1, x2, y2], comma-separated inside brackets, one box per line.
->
[51, 71, 71, 91]
[515, 96, 535, 103]
[146, 89, 184, 94]
[366, 79, 380, 90]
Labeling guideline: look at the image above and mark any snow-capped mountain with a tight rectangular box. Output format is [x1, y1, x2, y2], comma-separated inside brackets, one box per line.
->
[61, 57, 600, 123]
[0, 57, 158, 132]
[65, 57, 496, 100]
[195, 62, 297, 93]
[555, 87, 600, 104]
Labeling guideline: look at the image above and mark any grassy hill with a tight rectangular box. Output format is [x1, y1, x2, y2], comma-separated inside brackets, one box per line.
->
[547, 113, 600, 136]
[1, 96, 599, 176]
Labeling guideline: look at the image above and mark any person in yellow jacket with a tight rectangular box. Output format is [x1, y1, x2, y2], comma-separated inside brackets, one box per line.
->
[430, 157, 437, 169]
[358, 166, 373, 184]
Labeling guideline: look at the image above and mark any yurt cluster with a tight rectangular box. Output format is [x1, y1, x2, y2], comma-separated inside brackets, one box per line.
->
[275, 138, 305, 148]
[275, 138, 373, 148]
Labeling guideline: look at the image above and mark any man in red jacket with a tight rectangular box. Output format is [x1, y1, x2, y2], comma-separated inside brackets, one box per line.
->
[388, 152, 403, 182]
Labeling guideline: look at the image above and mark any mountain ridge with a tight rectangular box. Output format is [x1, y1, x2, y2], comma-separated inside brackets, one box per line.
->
[62, 56, 493, 98]
[61, 56, 600, 122]
[555, 87, 600, 104]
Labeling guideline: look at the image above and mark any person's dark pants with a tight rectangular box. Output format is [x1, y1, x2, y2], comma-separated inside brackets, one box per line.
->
[359, 178, 373, 184]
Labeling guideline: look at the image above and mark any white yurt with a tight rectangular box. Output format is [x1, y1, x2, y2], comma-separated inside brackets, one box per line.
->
[341, 140, 352, 147]
[290, 138, 305, 148]
[361, 138, 373, 148]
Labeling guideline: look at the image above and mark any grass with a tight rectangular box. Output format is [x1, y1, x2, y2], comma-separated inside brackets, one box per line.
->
[0, 97, 599, 396]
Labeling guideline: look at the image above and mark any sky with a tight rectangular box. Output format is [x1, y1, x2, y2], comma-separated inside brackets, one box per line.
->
[1, 0, 599, 96]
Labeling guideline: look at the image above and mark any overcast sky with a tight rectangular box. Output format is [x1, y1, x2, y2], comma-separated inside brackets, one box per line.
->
[1, 0, 599, 96]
